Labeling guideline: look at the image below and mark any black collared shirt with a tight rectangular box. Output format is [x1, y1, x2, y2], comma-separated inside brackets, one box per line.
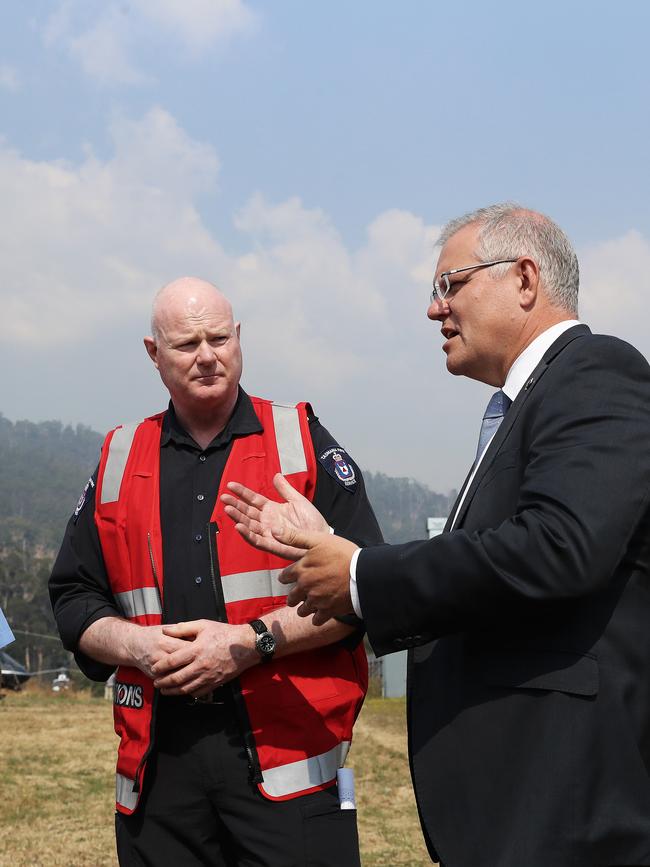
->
[49, 390, 382, 680]
[158, 390, 262, 625]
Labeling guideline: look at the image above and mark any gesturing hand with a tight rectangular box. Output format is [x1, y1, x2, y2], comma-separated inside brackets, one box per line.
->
[221, 473, 330, 560]
[272, 527, 360, 626]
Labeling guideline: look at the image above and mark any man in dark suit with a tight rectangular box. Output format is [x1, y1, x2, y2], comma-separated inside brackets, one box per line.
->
[223, 204, 650, 866]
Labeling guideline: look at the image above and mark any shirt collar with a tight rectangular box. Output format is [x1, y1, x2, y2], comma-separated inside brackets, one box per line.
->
[161, 387, 263, 451]
[503, 319, 581, 402]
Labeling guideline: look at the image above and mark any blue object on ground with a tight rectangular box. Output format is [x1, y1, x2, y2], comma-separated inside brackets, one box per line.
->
[0, 607, 14, 649]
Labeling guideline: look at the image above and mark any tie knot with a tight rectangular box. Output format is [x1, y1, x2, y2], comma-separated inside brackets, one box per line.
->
[483, 390, 511, 420]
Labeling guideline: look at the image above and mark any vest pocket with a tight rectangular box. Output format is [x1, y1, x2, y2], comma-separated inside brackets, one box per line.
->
[247, 663, 340, 706]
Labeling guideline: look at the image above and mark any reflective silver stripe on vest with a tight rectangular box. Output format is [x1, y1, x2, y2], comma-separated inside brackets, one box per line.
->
[114, 587, 162, 619]
[221, 569, 286, 604]
[116, 773, 138, 811]
[272, 404, 307, 476]
[100, 422, 139, 503]
[261, 741, 351, 798]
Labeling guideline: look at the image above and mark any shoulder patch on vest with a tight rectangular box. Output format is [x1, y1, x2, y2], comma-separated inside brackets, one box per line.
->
[73, 476, 95, 523]
[318, 447, 358, 492]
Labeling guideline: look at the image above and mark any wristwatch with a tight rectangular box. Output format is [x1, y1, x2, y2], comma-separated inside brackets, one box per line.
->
[249, 619, 275, 662]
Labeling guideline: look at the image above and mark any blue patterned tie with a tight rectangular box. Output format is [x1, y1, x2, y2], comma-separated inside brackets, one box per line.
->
[475, 390, 512, 462]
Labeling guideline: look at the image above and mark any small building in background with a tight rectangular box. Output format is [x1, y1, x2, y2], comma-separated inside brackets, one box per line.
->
[426, 517, 446, 538]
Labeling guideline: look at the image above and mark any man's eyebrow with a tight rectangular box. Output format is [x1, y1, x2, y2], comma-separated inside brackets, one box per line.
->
[206, 329, 231, 338]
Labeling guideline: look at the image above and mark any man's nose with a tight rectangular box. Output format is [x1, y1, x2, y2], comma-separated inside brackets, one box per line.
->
[196, 340, 216, 363]
[427, 297, 448, 321]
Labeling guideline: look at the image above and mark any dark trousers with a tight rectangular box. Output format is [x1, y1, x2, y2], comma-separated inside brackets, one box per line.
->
[115, 695, 360, 867]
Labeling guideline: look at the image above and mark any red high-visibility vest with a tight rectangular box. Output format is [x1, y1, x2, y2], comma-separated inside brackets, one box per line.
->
[94, 397, 368, 814]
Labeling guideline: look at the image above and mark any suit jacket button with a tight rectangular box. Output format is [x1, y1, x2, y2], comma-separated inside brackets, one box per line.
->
[394, 638, 404, 648]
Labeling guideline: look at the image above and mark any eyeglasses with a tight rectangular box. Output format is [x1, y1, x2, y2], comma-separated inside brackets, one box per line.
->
[430, 259, 518, 304]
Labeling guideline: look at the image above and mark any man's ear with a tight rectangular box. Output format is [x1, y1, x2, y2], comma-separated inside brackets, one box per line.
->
[235, 322, 241, 339]
[517, 256, 540, 311]
[143, 336, 159, 369]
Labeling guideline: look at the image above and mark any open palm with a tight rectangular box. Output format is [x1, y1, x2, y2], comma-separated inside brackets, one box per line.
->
[221, 473, 329, 560]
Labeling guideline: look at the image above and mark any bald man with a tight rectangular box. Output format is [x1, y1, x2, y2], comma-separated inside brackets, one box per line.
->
[49, 277, 382, 867]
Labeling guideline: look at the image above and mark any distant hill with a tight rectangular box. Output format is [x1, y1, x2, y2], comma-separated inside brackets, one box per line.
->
[0, 414, 102, 551]
[0, 415, 103, 676]
[364, 471, 454, 544]
[0, 414, 453, 676]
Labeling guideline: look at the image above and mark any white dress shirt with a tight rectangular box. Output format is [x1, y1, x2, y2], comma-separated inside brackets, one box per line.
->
[349, 319, 581, 618]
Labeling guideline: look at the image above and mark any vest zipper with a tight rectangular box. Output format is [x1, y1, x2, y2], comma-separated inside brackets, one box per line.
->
[132, 533, 164, 795]
[146, 532, 164, 614]
[208, 520, 263, 785]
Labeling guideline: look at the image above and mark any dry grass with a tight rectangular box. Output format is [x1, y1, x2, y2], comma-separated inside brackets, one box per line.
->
[349, 699, 432, 867]
[0, 686, 117, 867]
[0, 688, 432, 866]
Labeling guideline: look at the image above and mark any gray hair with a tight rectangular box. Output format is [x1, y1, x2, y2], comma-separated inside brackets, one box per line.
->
[437, 203, 579, 315]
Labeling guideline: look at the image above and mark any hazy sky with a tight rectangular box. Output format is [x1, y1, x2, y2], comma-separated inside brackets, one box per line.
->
[1, 1, 649, 492]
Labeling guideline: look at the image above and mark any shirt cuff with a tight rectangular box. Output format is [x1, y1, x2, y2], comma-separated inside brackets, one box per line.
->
[349, 548, 363, 618]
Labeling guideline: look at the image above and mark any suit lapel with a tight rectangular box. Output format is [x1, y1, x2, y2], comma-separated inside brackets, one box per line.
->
[450, 324, 590, 531]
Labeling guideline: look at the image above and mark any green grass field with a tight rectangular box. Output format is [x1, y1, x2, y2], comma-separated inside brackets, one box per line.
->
[0, 688, 433, 866]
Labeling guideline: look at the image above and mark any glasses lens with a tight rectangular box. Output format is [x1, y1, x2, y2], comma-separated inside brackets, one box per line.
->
[431, 272, 454, 304]
[434, 275, 448, 301]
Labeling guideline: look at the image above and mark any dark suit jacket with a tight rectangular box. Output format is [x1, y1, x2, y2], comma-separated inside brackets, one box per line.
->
[358, 326, 650, 867]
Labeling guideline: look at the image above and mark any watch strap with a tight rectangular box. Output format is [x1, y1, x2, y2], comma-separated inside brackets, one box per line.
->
[249, 619, 275, 661]
[249, 618, 269, 636]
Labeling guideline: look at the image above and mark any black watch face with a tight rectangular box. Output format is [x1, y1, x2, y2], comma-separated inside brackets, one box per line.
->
[258, 633, 275, 655]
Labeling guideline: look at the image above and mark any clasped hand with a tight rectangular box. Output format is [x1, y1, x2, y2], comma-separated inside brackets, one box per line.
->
[148, 619, 253, 697]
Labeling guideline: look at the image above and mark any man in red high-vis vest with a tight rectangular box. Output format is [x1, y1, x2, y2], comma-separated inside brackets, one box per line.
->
[49, 277, 382, 867]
